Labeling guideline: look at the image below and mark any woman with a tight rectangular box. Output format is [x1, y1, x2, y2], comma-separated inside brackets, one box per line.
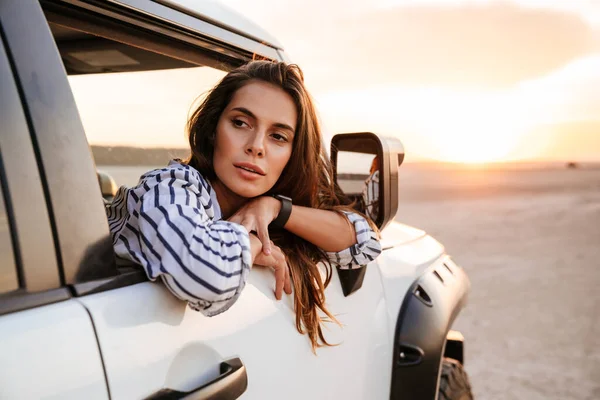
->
[106, 60, 381, 350]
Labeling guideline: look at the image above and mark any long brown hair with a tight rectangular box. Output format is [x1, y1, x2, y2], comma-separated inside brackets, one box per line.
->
[186, 60, 366, 351]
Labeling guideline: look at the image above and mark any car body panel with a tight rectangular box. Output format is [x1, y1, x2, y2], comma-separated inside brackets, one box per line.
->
[78, 263, 392, 399]
[374, 229, 447, 338]
[0, 300, 109, 399]
[380, 220, 427, 250]
[80, 260, 392, 399]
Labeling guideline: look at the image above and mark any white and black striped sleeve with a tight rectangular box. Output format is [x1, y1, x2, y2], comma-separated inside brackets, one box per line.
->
[114, 166, 252, 316]
[325, 211, 382, 269]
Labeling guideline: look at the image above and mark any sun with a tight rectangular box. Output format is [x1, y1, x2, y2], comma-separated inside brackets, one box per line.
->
[431, 123, 519, 164]
[420, 96, 527, 164]
[316, 86, 535, 164]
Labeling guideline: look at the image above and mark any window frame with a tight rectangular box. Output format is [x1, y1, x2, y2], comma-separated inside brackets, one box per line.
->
[41, 0, 280, 70]
[0, 8, 69, 315]
[1, 0, 121, 291]
[0, 155, 19, 294]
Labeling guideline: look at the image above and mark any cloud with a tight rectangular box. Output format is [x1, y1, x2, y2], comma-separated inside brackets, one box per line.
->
[221, 0, 599, 91]
[317, 4, 598, 89]
[516, 54, 600, 122]
[377, 0, 600, 28]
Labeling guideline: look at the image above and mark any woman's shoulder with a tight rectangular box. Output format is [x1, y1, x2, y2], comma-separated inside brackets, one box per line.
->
[136, 159, 211, 192]
[124, 159, 218, 217]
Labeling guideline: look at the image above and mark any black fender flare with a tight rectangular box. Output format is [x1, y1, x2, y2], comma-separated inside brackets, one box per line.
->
[389, 258, 470, 400]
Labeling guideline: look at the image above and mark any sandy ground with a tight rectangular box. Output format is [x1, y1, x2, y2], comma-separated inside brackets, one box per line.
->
[396, 165, 600, 400]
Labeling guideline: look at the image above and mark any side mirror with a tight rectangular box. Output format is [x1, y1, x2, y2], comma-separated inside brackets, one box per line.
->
[331, 132, 404, 231]
[330, 132, 404, 297]
[97, 170, 118, 203]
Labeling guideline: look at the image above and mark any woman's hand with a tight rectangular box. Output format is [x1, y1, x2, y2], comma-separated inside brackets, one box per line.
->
[254, 240, 292, 299]
[229, 196, 281, 255]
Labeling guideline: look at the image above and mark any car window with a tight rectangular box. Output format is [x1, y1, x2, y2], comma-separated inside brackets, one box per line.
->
[70, 64, 226, 188]
[50, 18, 229, 189]
[0, 178, 18, 293]
[41, 9, 234, 286]
[46, 20, 228, 189]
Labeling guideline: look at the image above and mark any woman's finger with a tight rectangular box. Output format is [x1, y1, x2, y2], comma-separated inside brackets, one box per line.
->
[257, 221, 271, 255]
[274, 249, 292, 296]
[276, 250, 291, 295]
[273, 260, 285, 300]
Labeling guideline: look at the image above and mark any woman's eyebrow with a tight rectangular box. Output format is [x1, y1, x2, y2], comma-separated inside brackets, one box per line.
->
[231, 107, 295, 134]
[273, 122, 295, 135]
[231, 107, 256, 119]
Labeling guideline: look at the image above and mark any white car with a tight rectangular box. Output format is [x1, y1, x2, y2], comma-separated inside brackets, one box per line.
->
[0, 1, 472, 399]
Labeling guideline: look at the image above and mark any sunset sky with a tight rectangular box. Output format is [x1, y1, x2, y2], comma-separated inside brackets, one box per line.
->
[72, 0, 600, 163]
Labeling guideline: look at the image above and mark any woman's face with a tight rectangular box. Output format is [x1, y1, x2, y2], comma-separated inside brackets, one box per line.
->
[213, 80, 297, 198]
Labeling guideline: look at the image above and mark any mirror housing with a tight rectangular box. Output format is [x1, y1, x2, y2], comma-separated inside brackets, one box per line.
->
[97, 170, 118, 203]
[330, 132, 404, 297]
[331, 132, 404, 231]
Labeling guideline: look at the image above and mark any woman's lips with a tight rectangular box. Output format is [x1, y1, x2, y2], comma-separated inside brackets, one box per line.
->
[234, 164, 265, 181]
[233, 162, 266, 176]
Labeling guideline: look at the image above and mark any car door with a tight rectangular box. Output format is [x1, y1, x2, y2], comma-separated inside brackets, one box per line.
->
[0, 6, 109, 398]
[6, 1, 393, 399]
[75, 258, 392, 399]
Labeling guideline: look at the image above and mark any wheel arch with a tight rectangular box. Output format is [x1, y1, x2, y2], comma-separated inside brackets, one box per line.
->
[389, 257, 470, 400]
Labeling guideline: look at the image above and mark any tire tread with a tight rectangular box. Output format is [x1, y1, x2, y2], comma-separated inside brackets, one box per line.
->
[438, 357, 474, 400]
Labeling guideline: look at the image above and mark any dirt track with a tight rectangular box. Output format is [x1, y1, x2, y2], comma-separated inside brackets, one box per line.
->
[396, 165, 600, 400]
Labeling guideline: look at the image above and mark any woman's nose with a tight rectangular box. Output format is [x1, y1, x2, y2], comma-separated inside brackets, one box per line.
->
[245, 132, 265, 157]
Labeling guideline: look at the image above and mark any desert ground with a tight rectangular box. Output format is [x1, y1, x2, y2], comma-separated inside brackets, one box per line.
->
[396, 163, 600, 400]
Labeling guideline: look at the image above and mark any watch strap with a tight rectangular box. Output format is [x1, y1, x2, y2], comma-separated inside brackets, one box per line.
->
[270, 194, 292, 229]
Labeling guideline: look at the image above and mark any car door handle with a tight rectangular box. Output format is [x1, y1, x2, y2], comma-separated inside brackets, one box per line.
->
[145, 357, 248, 400]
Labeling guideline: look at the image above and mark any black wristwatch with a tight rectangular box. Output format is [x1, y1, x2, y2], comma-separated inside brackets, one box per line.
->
[270, 194, 292, 229]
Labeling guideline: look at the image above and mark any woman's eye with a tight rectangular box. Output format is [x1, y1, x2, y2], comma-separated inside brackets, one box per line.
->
[232, 118, 248, 128]
[271, 133, 288, 142]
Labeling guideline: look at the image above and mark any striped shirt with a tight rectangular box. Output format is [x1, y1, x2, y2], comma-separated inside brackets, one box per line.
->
[106, 160, 381, 316]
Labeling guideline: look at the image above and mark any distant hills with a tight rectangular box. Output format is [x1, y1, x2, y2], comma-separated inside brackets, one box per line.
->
[91, 145, 190, 166]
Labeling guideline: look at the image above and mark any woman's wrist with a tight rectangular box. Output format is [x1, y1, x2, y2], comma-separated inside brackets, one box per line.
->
[264, 195, 282, 221]
[249, 232, 263, 263]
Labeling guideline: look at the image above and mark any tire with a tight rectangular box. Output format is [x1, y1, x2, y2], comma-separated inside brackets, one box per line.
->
[438, 357, 474, 400]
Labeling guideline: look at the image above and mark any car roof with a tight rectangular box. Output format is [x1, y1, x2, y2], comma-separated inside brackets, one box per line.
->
[155, 0, 283, 50]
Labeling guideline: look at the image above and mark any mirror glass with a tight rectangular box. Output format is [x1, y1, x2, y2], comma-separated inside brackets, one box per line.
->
[334, 140, 380, 222]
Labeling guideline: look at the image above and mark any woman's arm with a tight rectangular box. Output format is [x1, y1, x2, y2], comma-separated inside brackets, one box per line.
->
[229, 196, 355, 252]
[284, 203, 356, 252]
[286, 204, 382, 269]
[323, 211, 382, 269]
[229, 196, 382, 268]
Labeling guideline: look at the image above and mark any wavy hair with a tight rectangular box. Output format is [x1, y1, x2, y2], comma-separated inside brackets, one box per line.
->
[186, 60, 371, 351]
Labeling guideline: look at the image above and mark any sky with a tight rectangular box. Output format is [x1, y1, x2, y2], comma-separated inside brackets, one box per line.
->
[72, 0, 600, 163]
